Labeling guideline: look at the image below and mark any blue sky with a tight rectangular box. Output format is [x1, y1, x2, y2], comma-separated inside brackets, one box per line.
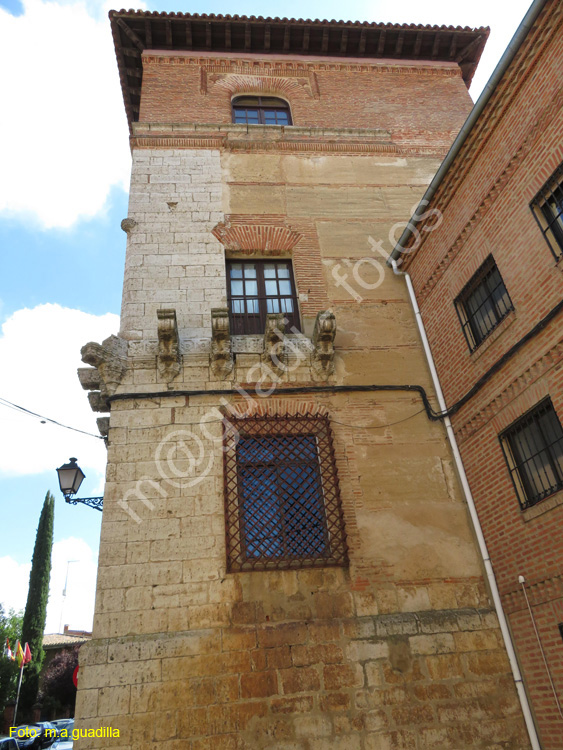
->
[0, 0, 533, 632]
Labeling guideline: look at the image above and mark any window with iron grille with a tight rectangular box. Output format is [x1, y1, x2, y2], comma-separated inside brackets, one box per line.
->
[223, 414, 348, 571]
[226, 260, 301, 335]
[232, 96, 292, 125]
[500, 399, 563, 510]
[530, 162, 563, 260]
[455, 256, 514, 351]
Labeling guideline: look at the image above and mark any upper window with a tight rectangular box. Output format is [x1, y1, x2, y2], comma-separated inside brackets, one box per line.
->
[226, 260, 300, 335]
[223, 414, 348, 571]
[455, 256, 513, 351]
[530, 162, 563, 260]
[232, 96, 292, 126]
[500, 399, 563, 510]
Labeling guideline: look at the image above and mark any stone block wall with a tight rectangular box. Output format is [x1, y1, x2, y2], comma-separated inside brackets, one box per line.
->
[74, 47, 532, 749]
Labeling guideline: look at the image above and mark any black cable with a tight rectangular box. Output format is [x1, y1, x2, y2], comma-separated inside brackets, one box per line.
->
[0, 397, 104, 440]
[109, 384, 442, 420]
[438, 298, 563, 419]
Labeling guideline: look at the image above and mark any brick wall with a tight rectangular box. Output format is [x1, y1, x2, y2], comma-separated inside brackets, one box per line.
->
[138, 52, 472, 147]
[405, 2, 563, 745]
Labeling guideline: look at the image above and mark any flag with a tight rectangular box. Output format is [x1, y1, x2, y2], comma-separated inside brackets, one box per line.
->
[3, 638, 13, 660]
[15, 641, 24, 668]
[24, 643, 32, 664]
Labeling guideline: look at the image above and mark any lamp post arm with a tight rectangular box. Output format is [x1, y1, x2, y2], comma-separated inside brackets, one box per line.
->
[65, 496, 104, 511]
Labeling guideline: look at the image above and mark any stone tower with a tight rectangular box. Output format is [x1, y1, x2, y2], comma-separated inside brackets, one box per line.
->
[74, 12, 531, 748]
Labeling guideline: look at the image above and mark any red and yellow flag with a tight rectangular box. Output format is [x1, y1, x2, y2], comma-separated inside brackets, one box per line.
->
[15, 641, 24, 668]
[24, 643, 32, 664]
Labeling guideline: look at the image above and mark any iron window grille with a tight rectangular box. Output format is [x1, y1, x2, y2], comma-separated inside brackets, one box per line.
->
[226, 260, 301, 335]
[530, 162, 563, 260]
[455, 255, 514, 351]
[500, 398, 563, 510]
[232, 96, 292, 126]
[223, 414, 348, 572]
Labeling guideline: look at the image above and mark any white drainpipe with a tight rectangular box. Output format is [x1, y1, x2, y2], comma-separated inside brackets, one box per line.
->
[391, 260, 541, 750]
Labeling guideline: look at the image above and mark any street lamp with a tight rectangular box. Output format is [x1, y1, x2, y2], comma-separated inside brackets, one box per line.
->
[56, 458, 103, 511]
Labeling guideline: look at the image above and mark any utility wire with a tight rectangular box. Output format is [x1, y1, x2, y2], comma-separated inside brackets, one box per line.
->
[0, 397, 104, 440]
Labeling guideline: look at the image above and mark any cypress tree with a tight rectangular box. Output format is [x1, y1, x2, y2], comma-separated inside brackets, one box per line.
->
[20, 491, 55, 713]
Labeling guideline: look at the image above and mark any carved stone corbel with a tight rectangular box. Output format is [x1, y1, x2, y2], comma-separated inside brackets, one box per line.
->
[79, 335, 128, 412]
[210, 308, 234, 379]
[157, 309, 181, 384]
[120, 218, 137, 233]
[312, 310, 336, 377]
[96, 417, 110, 439]
[263, 313, 287, 374]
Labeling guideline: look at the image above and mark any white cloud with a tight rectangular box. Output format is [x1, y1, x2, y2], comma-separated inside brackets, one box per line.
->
[0, 537, 98, 633]
[356, 0, 532, 98]
[0, 303, 119, 479]
[0, 0, 131, 228]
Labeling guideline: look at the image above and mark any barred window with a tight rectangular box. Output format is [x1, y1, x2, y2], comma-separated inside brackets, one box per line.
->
[223, 414, 348, 571]
[500, 399, 563, 510]
[455, 256, 513, 351]
[232, 96, 292, 126]
[530, 162, 563, 260]
[226, 260, 300, 335]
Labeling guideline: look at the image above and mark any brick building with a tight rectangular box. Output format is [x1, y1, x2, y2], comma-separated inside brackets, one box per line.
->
[390, 0, 563, 746]
[73, 10, 535, 748]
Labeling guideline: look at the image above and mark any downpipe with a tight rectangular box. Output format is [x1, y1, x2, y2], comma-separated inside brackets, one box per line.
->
[391, 259, 541, 750]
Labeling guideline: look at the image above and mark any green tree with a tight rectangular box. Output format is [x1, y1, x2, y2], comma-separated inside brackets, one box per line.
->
[20, 491, 55, 712]
[0, 605, 23, 707]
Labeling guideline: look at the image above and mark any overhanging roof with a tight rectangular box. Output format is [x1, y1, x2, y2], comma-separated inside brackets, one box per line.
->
[109, 9, 489, 127]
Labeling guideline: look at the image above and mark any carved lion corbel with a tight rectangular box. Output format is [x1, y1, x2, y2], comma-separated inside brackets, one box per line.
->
[157, 309, 181, 384]
[78, 335, 128, 413]
[210, 308, 234, 379]
[312, 310, 336, 377]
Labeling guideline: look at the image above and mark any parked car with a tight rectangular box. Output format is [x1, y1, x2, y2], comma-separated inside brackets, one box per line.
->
[50, 742, 72, 750]
[12, 724, 56, 749]
[47, 723, 73, 741]
[0, 736, 20, 749]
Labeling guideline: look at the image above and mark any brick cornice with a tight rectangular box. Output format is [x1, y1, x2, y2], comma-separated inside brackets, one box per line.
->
[129, 132, 449, 159]
[142, 53, 462, 81]
[502, 573, 563, 615]
[453, 338, 563, 445]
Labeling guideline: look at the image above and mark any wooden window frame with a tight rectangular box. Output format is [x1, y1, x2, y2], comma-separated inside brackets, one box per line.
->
[232, 95, 292, 126]
[226, 259, 301, 335]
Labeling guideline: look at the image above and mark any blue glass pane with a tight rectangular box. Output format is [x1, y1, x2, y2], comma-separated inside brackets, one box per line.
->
[231, 280, 243, 295]
[275, 112, 289, 125]
[232, 300, 244, 314]
[267, 299, 280, 313]
[265, 280, 278, 296]
[281, 298, 294, 313]
[279, 280, 291, 295]
[236, 435, 325, 559]
[264, 264, 276, 278]
[278, 266, 290, 278]
[244, 265, 257, 278]
[230, 265, 243, 278]
[246, 299, 259, 314]
[245, 280, 258, 296]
